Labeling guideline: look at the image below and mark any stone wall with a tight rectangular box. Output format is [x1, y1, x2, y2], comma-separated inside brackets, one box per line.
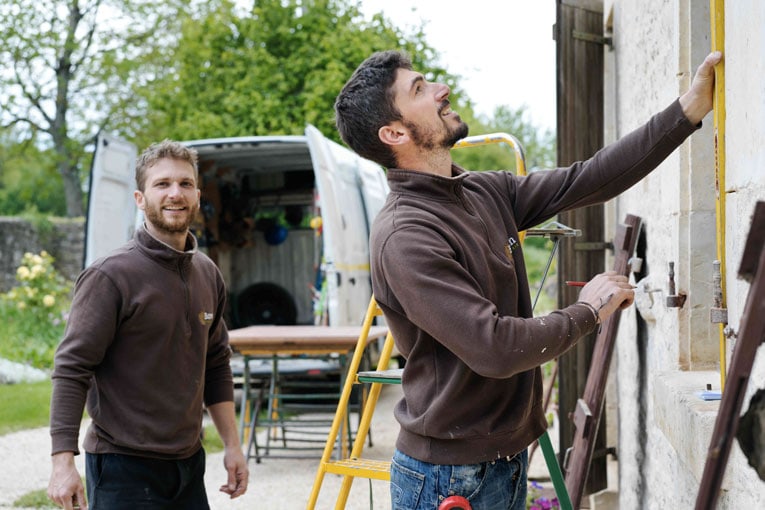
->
[0, 217, 84, 292]
[604, 0, 765, 508]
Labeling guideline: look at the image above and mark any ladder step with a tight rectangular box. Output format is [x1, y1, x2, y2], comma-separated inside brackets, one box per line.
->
[525, 220, 581, 238]
[525, 227, 581, 238]
[356, 368, 403, 384]
[323, 458, 391, 480]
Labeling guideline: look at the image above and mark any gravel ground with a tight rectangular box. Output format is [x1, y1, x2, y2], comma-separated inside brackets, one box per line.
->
[1, 382, 556, 509]
[0, 384, 403, 510]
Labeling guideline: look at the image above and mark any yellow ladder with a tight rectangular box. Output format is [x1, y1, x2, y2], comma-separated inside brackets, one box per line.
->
[306, 293, 575, 509]
[307, 296, 396, 509]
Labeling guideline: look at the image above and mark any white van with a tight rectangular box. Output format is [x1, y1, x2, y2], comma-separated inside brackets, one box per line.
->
[85, 126, 389, 329]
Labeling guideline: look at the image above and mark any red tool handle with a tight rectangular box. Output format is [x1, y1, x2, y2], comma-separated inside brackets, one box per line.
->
[438, 495, 472, 510]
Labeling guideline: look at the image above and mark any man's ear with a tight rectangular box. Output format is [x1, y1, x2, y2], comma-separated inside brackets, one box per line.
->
[134, 190, 146, 211]
[378, 122, 409, 147]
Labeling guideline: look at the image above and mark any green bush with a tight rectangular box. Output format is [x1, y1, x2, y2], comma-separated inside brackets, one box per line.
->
[0, 251, 72, 369]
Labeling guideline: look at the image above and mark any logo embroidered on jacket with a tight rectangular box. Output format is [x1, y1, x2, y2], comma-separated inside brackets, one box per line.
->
[198, 311, 214, 326]
[504, 236, 519, 258]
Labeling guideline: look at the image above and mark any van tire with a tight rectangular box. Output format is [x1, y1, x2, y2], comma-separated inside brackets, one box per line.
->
[235, 282, 297, 327]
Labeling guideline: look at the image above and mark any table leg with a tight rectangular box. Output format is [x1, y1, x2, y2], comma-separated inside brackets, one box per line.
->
[240, 355, 251, 444]
[264, 355, 279, 457]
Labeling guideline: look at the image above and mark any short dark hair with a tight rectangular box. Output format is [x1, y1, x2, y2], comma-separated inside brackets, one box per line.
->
[334, 50, 413, 168]
[135, 139, 198, 191]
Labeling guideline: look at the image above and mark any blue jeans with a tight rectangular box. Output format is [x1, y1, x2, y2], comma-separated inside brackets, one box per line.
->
[390, 449, 528, 510]
[85, 449, 209, 509]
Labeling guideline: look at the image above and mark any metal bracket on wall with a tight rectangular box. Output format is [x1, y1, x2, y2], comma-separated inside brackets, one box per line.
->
[573, 241, 614, 252]
[665, 261, 687, 309]
[572, 30, 614, 49]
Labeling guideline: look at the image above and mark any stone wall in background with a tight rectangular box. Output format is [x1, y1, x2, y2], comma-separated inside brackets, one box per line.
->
[0, 217, 85, 292]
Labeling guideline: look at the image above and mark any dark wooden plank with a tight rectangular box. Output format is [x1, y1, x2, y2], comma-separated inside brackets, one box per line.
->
[738, 201, 765, 282]
[555, 0, 607, 497]
[696, 202, 765, 509]
[563, 214, 643, 509]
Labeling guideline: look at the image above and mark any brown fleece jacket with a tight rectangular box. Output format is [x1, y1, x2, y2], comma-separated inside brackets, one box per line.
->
[50, 227, 233, 459]
[370, 99, 698, 464]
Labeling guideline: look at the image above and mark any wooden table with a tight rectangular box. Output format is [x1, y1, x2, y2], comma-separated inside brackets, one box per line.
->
[229, 325, 389, 356]
[228, 325, 389, 461]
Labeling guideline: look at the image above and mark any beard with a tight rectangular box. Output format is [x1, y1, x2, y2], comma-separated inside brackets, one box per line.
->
[405, 115, 469, 151]
[443, 117, 469, 148]
[142, 196, 199, 235]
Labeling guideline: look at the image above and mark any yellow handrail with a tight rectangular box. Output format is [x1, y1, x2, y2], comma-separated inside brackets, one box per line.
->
[453, 132, 528, 177]
[710, 0, 727, 392]
[453, 132, 529, 242]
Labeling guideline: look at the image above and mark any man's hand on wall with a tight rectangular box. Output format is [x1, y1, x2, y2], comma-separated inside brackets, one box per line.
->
[679, 51, 723, 125]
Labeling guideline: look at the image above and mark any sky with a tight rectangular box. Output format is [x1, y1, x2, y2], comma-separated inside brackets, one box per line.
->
[358, 1, 558, 131]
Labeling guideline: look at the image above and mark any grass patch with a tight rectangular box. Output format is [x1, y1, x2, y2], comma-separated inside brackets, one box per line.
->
[0, 380, 52, 435]
[12, 488, 57, 509]
[12, 477, 85, 509]
[202, 423, 224, 453]
[0, 380, 229, 452]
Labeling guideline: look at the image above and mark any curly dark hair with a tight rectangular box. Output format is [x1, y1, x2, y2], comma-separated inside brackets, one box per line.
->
[334, 50, 413, 169]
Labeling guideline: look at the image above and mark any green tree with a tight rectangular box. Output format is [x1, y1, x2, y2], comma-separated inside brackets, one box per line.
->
[0, 129, 66, 216]
[134, 0, 468, 145]
[0, 0, 195, 217]
[452, 104, 556, 173]
[0, 0, 555, 217]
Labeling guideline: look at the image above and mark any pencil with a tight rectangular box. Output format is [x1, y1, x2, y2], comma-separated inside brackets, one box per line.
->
[565, 280, 638, 288]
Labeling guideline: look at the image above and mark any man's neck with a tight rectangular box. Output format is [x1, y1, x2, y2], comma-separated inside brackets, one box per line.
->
[144, 223, 189, 252]
[397, 148, 453, 177]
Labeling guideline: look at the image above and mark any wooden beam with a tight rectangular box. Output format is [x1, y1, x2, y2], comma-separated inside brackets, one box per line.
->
[555, 0, 607, 498]
[695, 202, 765, 509]
[563, 214, 642, 508]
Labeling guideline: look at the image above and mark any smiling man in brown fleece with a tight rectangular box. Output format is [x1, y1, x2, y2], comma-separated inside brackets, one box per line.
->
[334, 49, 721, 509]
[47, 140, 248, 510]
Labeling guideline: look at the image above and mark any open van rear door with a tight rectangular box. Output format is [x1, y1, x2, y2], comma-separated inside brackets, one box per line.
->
[357, 158, 390, 230]
[305, 125, 388, 326]
[84, 133, 138, 267]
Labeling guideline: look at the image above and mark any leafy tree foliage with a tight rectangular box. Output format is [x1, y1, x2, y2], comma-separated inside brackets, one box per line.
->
[0, 0, 194, 217]
[134, 0, 467, 145]
[0, 0, 555, 216]
[0, 129, 66, 216]
[452, 104, 556, 174]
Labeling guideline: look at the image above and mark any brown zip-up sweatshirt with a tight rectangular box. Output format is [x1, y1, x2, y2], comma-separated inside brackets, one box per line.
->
[50, 227, 233, 459]
[370, 99, 698, 465]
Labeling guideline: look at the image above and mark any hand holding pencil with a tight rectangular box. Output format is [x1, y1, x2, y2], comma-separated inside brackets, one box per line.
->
[571, 271, 636, 324]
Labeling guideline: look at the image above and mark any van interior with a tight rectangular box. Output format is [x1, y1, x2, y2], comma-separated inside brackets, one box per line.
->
[188, 138, 321, 328]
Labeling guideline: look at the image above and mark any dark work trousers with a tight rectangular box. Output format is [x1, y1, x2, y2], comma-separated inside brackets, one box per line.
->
[85, 448, 209, 509]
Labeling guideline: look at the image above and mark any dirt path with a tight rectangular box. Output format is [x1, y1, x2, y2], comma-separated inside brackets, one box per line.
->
[1, 383, 557, 509]
[0, 386, 402, 510]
